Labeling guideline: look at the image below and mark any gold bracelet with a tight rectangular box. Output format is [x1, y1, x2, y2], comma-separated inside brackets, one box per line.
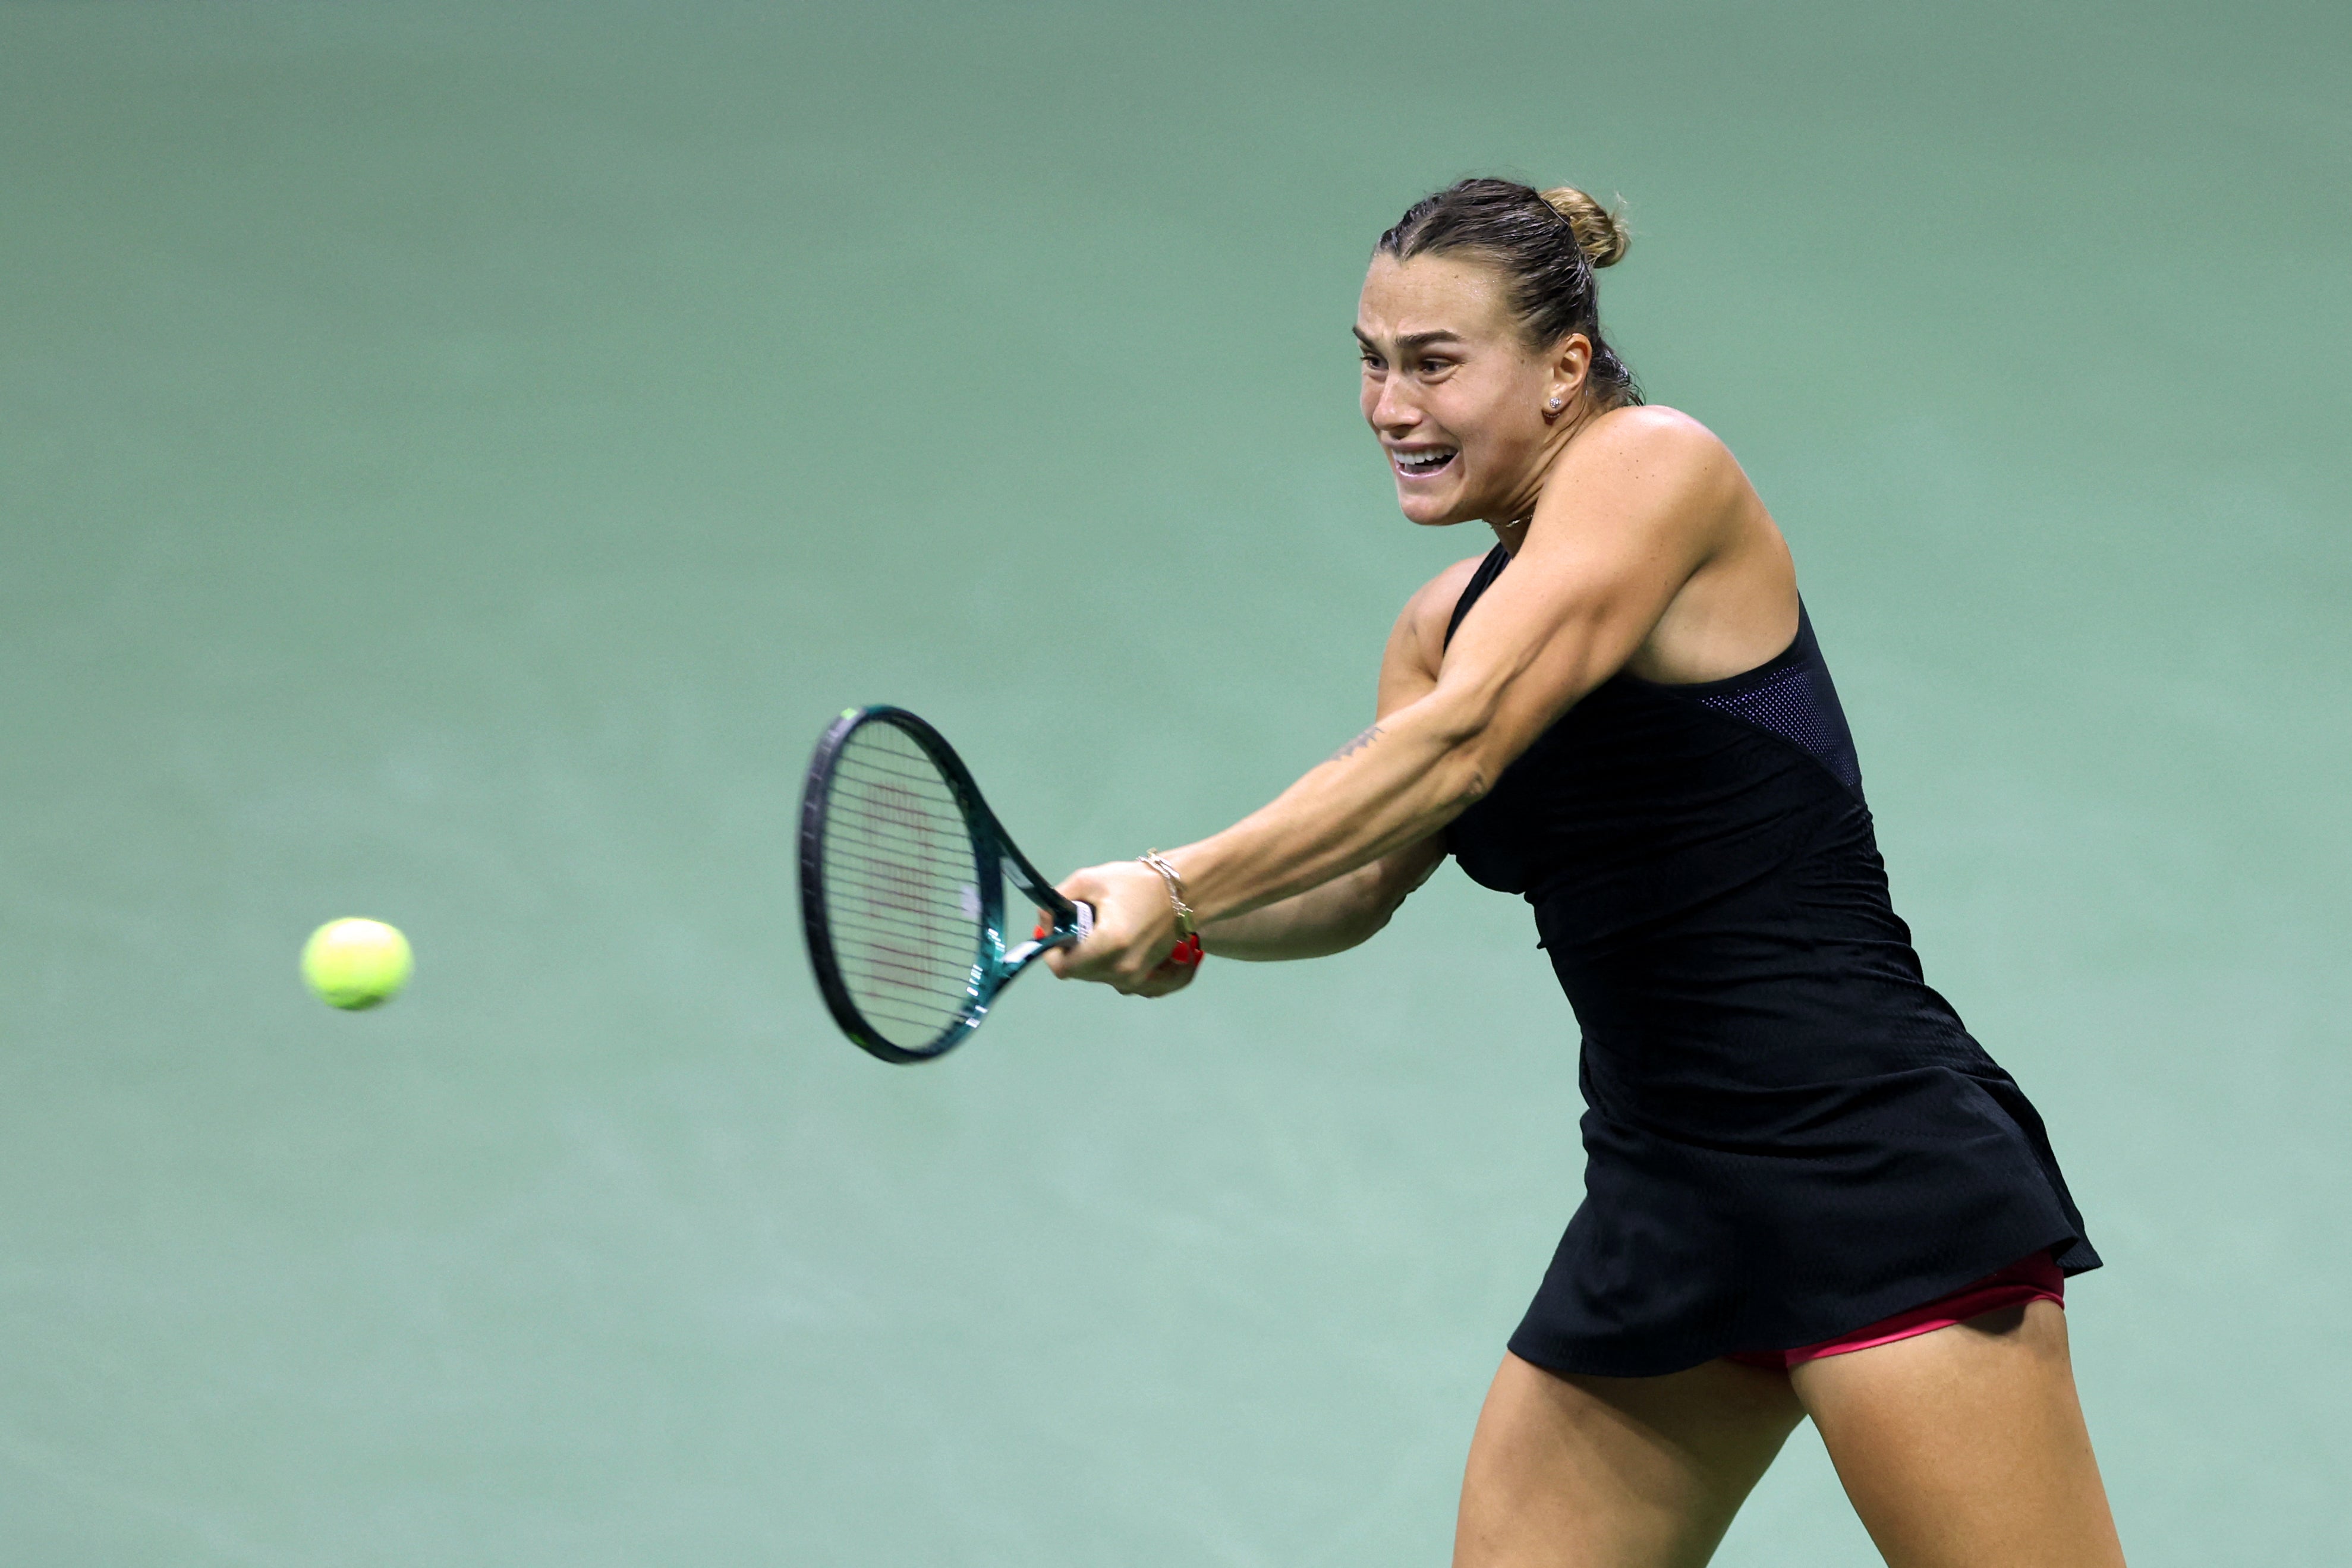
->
[1138, 850, 1197, 938]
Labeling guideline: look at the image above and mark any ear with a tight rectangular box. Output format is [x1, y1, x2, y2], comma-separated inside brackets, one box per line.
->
[1544, 333, 1594, 415]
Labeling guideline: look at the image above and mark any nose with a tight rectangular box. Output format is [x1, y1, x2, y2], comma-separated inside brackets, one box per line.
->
[1368, 372, 1421, 435]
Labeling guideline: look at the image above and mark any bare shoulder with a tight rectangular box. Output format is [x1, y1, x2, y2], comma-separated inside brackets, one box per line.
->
[1404, 550, 1493, 643]
[1562, 404, 1746, 498]
[1384, 550, 1494, 688]
[1526, 405, 1758, 572]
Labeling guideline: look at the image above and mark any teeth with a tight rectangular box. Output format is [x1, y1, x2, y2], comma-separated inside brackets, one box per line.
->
[1395, 448, 1456, 471]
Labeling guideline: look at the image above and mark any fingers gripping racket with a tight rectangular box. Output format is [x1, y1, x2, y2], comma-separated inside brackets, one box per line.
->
[798, 706, 1092, 1063]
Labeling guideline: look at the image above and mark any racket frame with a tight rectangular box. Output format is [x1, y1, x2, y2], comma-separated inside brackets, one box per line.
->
[798, 705, 1091, 1063]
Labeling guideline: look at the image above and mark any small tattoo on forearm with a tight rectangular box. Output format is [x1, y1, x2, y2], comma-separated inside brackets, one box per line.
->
[1330, 724, 1383, 762]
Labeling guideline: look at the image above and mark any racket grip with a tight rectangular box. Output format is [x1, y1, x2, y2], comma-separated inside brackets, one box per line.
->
[1028, 903, 1201, 970]
[1035, 903, 1097, 944]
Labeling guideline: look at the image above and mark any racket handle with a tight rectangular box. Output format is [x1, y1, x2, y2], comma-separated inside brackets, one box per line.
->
[1028, 903, 1202, 969]
[1034, 902, 1096, 945]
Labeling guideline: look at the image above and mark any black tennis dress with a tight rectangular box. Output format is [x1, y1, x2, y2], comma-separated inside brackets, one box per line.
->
[1443, 545, 2098, 1378]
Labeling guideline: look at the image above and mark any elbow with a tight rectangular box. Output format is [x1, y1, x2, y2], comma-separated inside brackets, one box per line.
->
[1425, 707, 1502, 814]
[1406, 741, 1491, 830]
[1323, 855, 1422, 955]
[1362, 876, 1418, 940]
[1418, 660, 1568, 817]
[1334, 880, 1410, 955]
[1437, 749, 1493, 813]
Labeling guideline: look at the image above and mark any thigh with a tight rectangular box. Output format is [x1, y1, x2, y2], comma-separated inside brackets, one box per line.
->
[1793, 1302, 2126, 1568]
[1454, 1351, 1804, 1568]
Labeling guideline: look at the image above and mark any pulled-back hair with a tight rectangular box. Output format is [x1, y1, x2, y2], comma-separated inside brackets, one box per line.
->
[1377, 178, 1642, 409]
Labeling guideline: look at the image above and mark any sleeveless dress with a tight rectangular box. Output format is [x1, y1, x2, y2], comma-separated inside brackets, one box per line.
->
[1442, 544, 2098, 1378]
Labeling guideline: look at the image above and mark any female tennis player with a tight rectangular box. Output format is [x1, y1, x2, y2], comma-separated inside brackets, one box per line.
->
[1046, 178, 2123, 1566]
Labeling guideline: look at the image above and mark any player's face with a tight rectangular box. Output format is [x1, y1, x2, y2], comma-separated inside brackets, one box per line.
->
[1356, 253, 1575, 527]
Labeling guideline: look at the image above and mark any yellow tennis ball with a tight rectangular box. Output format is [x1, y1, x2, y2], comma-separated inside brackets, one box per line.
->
[301, 918, 413, 1010]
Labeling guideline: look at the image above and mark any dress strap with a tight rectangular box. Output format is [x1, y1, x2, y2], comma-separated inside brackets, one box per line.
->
[1444, 544, 1513, 648]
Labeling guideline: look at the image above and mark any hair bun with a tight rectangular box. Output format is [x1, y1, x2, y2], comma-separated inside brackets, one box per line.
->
[1539, 185, 1630, 268]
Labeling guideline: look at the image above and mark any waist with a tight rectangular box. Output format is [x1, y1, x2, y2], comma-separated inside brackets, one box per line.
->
[1576, 1056, 2024, 1153]
[1538, 906, 1989, 1103]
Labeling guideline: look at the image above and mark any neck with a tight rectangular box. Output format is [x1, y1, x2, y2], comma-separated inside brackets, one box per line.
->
[1488, 400, 1600, 553]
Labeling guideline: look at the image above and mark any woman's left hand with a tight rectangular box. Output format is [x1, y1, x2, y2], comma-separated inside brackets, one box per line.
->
[1044, 858, 1198, 997]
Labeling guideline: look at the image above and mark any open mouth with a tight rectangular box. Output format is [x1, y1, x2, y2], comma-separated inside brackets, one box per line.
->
[1390, 446, 1458, 480]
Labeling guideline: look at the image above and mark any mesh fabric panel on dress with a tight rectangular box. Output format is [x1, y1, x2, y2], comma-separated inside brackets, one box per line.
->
[1696, 662, 1863, 795]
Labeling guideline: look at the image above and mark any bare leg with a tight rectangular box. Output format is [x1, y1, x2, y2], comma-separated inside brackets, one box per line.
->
[1794, 1302, 2127, 1567]
[1453, 1351, 1805, 1568]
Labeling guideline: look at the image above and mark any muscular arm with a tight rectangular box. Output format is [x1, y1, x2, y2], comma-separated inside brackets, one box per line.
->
[1179, 413, 1743, 922]
[1053, 408, 1775, 992]
[1196, 828, 1448, 960]
[1191, 557, 1473, 962]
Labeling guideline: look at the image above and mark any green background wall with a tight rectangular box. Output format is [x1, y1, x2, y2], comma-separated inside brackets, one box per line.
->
[3, 2, 2345, 1561]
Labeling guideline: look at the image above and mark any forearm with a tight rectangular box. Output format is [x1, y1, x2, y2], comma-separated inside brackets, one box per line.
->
[1172, 691, 1491, 925]
[1199, 868, 1381, 961]
[1199, 858, 1409, 961]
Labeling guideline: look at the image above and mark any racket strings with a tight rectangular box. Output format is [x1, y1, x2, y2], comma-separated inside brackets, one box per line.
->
[821, 726, 988, 1045]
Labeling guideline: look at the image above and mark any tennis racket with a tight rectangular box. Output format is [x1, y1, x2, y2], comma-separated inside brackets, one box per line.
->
[798, 706, 1094, 1063]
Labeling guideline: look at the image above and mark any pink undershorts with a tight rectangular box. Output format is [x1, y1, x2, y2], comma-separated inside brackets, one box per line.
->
[1724, 1251, 2066, 1371]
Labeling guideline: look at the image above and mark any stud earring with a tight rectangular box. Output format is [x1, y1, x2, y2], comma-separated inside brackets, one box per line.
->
[1545, 397, 1564, 411]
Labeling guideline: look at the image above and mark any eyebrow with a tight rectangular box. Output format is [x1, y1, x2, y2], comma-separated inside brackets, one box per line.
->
[1353, 328, 1467, 352]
